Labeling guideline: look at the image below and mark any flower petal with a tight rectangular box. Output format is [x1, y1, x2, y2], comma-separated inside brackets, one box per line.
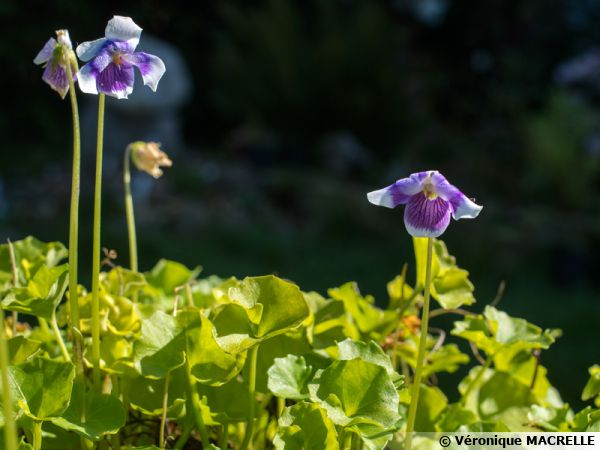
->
[403, 193, 452, 238]
[367, 173, 425, 208]
[42, 62, 69, 98]
[105, 16, 142, 48]
[34, 38, 56, 65]
[431, 172, 483, 220]
[97, 62, 135, 99]
[76, 38, 107, 62]
[77, 63, 99, 95]
[123, 51, 166, 91]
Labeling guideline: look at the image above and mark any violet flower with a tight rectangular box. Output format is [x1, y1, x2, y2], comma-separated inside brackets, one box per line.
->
[367, 170, 482, 237]
[33, 30, 77, 99]
[76, 16, 166, 99]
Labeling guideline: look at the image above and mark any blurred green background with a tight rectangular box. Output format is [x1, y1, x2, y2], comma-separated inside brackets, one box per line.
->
[1, 0, 599, 409]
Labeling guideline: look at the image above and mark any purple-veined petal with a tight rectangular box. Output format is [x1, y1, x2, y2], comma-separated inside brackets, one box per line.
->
[431, 172, 483, 220]
[34, 38, 56, 65]
[76, 37, 107, 61]
[403, 192, 452, 238]
[42, 61, 69, 98]
[77, 47, 113, 96]
[123, 51, 166, 91]
[367, 172, 426, 208]
[97, 62, 135, 99]
[105, 16, 142, 48]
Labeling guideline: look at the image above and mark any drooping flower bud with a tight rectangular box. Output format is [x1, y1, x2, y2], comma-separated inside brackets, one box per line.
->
[128, 141, 172, 178]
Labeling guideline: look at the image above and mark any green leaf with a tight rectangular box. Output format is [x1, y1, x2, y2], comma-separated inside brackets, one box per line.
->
[187, 314, 246, 386]
[51, 385, 126, 440]
[414, 237, 476, 309]
[128, 369, 186, 417]
[101, 266, 147, 298]
[7, 336, 42, 365]
[458, 367, 536, 430]
[437, 403, 478, 431]
[145, 259, 202, 294]
[133, 310, 188, 378]
[210, 276, 310, 353]
[328, 282, 390, 335]
[309, 359, 400, 428]
[414, 385, 447, 431]
[8, 358, 74, 420]
[337, 339, 397, 378]
[0, 237, 67, 287]
[267, 355, 312, 400]
[307, 292, 360, 353]
[1, 264, 69, 320]
[274, 402, 339, 450]
[452, 306, 560, 356]
[582, 365, 600, 407]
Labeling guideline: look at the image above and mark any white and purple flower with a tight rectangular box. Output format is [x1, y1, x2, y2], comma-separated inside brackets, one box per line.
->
[367, 170, 482, 237]
[76, 16, 166, 99]
[34, 30, 77, 99]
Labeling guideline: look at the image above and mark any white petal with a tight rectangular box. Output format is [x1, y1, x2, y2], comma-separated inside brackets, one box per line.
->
[76, 38, 107, 62]
[34, 38, 56, 65]
[105, 16, 142, 47]
[453, 196, 483, 219]
[367, 187, 396, 208]
[77, 63, 98, 95]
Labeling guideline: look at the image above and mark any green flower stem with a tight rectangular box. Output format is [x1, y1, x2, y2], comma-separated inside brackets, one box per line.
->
[32, 421, 43, 450]
[65, 60, 82, 345]
[184, 358, 209, 447]
[91, 93, 105, 391]
[277, 397, 285, 418]
[7, 239, 18, 335]
[159, 372, 170, 448]
[123, 144, 138, 273]
[220, 419, 229, 449]
[240, 345, 259, 450]
[0, 309, 18, 450]
[460, 354, 493, 404]
[50, 311, 71, 362]
[404, 237, 433, 450]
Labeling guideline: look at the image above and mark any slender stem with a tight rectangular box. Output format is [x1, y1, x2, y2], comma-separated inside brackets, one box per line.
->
[7, 239, 18, 336]
[110, 375, 121, 450]
[123, 145, 138, 273]
[240, 345, 259, 450]
[185, 283, 193, 307]
[38, 318, 50, 335]
[50, 311, 71, 362]
[159, 372, 170, 448]
[338, 428, 346, 449]
[65, 60, 81, 340]
[184, 358, 209, 447]
[461, 355, 493, 404]
[404, 237, 433, 450]
[220, 419, 229, 449]
[0, 309, 19, 450]
[173, 418, 192, 450]
[32, 421, 43, 450]
[91, 93, 105, 391]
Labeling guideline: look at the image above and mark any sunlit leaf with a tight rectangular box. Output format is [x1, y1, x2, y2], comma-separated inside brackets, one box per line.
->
[1, 264, 68, 320]
[274, 402, 339, 450]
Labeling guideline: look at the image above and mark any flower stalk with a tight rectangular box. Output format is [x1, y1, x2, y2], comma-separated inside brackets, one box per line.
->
[123, 145, 138, 272]
[404, 237, 433, 450]
[65, 55, 82, 347]
[7, 239, 18, 336]
[0, 308, 18, 450]
[240, 345, 259, 450]
[91, 93, 105, 391]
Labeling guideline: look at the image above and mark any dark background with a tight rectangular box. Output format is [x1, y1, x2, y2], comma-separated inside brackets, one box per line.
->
[1, 0, 599, 409]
